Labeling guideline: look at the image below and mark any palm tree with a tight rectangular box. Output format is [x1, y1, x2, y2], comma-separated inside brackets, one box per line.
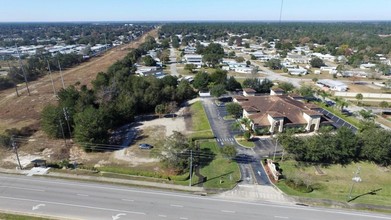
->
[334, 97, 348, 112]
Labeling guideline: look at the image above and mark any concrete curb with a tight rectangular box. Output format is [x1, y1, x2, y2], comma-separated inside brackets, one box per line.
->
[0, 168, 205, 192]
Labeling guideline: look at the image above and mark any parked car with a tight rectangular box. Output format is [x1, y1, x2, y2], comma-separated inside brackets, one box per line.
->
[138, 143, 153, 149]
[325, 100, 335, 107]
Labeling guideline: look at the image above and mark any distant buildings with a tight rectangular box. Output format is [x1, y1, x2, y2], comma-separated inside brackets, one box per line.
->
[316, 79, 348, 92]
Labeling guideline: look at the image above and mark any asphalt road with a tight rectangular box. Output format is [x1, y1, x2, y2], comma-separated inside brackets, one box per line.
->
[0, 174, 389, 220]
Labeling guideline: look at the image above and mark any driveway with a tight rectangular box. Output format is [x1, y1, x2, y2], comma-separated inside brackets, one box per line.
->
[201, 97, 271, 186]
[169, 47, 179, 76]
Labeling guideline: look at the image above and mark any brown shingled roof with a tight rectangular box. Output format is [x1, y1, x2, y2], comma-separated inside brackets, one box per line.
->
[239, 95, 323, 127]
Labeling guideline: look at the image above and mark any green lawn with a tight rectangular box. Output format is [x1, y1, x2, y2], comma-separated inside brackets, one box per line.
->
[190, 101, 214, 138]
[276, 160, 391, 206]
[234, 135, 255, 148]
[191, 141, 241, 189]
[0, 213, 53, 220]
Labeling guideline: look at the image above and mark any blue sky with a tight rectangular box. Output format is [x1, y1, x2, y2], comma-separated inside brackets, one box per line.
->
[1, 0, 391, 22]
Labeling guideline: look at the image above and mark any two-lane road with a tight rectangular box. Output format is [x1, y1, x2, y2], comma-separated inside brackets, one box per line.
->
[0, 174, 389, 220]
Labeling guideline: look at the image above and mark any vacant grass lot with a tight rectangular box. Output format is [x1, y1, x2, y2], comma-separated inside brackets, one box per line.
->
[190, 101, 214, 139]
[276, 160, 391, 206]
[191, 141, 241, 189]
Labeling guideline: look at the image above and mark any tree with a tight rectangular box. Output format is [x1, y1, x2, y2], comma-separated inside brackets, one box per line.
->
[142, 55, 156, 66]
[202, 43, 224, 67]
[210, 84, 226, 97]
[310, 57, 325, 68]
[226, 103, 242, 119]
[278, 82, 295, 93]
[360, 126, 391, 166]
[155, 104, 166, 118]
[333, 97, 349, 112]
[73, 106, 110, 150]
[221, 145, 237, 159]
[358, 109, 375, 121]
[41, 104, 66, 138]
[235, 56, 245, 63]
[159, 131, 193, 171]
[226, 76, 242, 91]
[209, 69, 227, 86]
[250, 54, 257, 60]
[379, 101, 389, 108]
[266, 58, 282, 70]
[171, 36, 180, 48]
[184, 64, 196, 73]
[193, 71, 210, 91]
[296, 85, 314, 98]
[176, 80, 196, 101]
[243, 78, 273, 93]
[355, 93, 363, 105]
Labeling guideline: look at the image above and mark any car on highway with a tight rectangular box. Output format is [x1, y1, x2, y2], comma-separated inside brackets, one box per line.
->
[138, 143, 153, 149]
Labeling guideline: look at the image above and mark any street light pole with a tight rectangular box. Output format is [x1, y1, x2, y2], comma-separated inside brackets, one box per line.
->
[189, 149, 193, 187]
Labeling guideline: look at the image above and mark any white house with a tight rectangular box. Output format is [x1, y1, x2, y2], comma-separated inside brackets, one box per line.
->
[287, 67, 308, 75]
[183, 54, 203, 68]
[317, 79, 348, 91]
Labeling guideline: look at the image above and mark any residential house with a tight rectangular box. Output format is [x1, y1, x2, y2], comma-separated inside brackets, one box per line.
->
[316, 79, 348, 91]
[183, 54, 203, 68]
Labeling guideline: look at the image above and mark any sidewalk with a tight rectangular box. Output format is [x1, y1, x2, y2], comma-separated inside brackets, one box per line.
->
[214, 184, 294, 204]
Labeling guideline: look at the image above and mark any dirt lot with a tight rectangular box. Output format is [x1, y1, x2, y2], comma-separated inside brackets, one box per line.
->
[0, 28, 158, 133]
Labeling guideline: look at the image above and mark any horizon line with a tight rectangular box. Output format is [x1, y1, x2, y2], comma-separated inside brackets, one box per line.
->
[1, 19, 391, 24]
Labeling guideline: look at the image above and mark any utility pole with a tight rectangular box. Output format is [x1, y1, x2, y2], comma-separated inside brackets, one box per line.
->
[11, 136, 23, 170]
[47, 60, 56, 96]
[57, 59, 65, 89]
[7, 60, 19, 97]
[63, 107, 72, 138]
[58, 117, 67, 147]
[348, 166, 361, 201]
[189, 149, 193, 187]
[15, 44, 31, 96]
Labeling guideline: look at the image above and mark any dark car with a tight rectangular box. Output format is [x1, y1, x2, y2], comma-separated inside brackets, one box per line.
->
[138, 143, 153, 149]
[325, 100, 335, 107]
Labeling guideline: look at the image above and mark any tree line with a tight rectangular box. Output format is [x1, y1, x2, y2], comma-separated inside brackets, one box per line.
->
[41, 36, 196, 151]
[278, 122, 391, 166]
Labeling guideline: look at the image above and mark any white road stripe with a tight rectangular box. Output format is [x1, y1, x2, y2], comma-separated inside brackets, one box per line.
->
[170, 204, 184, 208]
[275, 216, 289, 219]
[77, 194, 89, 197]
[0, 196, 146, 215]
[0, 186, 45, 192]
[179, 218, 188, 220]
[158, 214, 167, 218]
[121, 199, 134, 202]
[221, 210, 236, 213]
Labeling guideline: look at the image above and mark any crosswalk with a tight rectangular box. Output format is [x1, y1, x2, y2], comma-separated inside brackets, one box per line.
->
[216, 137, 236, 145]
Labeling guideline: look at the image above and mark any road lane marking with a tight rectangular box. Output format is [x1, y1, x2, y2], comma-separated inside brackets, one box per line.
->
[179, 218, 188, 220]
[121, 199, 134, 202]
[158, 214, 167, 218]
[32, 204, 45, 210]
[2, 176, 391, 220]
[112, 213, 126, 220]
[77, 194, 89, 197]
[0, 186, 45, 192]
[170, 204, 184, 208]
[0, 196, 146, 215]
[275, 216, 289, 219]
[221, 210, 236, 213]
